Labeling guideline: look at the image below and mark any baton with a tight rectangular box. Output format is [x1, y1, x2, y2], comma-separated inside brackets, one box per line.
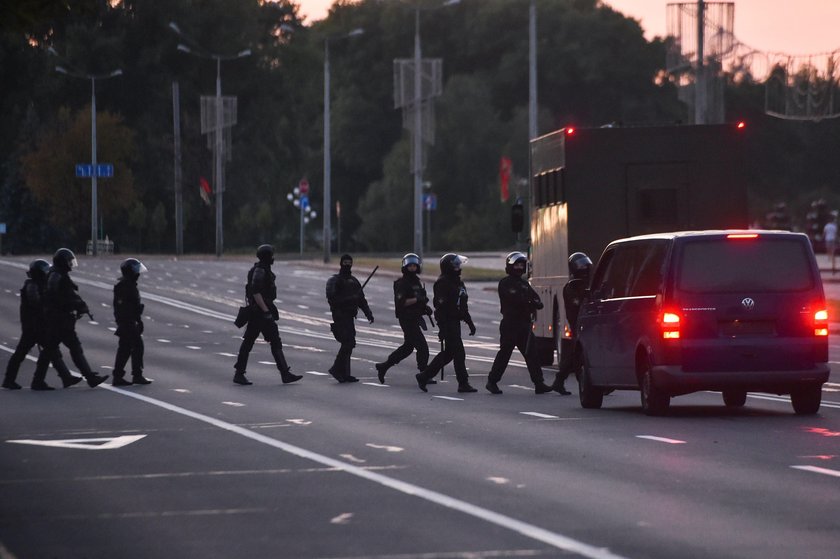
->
[360, 265, 379, 290]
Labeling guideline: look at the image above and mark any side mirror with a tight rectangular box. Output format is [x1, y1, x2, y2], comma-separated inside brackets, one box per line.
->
[511, 202, 524, 233]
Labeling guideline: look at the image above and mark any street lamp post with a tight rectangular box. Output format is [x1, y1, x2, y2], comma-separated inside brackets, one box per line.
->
[324, 28, 364, 264]
[54, 65, 122, 256]
[170, 22, 251, 258]
[287, 188, 317, 255]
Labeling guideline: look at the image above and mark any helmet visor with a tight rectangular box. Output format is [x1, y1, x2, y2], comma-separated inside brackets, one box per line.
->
[451, 255, 468, 270]
[70, 257, 78, 270]
[138, 262, 148, 274]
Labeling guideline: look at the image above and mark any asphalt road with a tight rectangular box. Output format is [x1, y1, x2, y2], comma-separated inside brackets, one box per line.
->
[1, 256, 839, 559]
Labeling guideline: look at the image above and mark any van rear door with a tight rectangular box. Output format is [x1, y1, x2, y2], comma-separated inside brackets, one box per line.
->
[672, 235, 823, 372]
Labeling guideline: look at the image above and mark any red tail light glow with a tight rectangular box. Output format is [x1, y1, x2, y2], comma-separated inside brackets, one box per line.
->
[814, 308, 829, 336]
[660, 311, 681, 340]
[566, 127, 576, 136]
[737, 121, 746, 129]
[563, 323, 572, 339]
[727, 233, 758, 239]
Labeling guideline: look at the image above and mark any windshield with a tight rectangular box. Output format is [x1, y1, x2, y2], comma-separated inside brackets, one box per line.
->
[677, 238, 815, 293]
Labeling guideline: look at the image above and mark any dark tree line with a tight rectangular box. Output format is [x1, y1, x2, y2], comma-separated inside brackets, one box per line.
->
[0, 0, 837, 255]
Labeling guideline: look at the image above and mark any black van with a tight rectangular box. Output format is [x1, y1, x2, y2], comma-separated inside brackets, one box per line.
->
[576, 231, 830, 415]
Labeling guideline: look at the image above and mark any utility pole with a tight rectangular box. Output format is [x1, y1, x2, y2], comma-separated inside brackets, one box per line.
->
[529, 0, 537, 140]
[695, 0, 707, 124]
[173, 81, 183, 255]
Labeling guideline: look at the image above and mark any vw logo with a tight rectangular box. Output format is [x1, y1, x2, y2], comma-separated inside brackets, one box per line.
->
[741, 297, 755, 310]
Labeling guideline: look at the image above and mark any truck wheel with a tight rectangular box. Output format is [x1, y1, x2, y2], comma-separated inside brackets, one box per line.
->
[640, 365, 669, 416]
[722, 390, 747, 407]
[790, 385, 821, 415]
[578, 359, 603, 409]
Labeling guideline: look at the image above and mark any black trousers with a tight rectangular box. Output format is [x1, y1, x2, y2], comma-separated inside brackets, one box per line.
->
[114, 322, 144, 377]
[4, 328, 73, 385]
[552, 337, 578, 386]
[383, 316, 429, 371]
[420, 320, 468, 385]
[235, 316, 290, 374]
[39, 319, 96, 381]
[487, 319, 545, 385]
[329, 315, 356, 378]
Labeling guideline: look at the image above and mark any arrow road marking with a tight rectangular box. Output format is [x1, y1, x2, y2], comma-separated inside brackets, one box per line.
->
[6, 434, 146, 450]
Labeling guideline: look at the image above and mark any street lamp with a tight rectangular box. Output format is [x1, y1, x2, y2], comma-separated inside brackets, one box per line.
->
[170, 21, 251, 258]
[323, 27, 364, 264]
[287, 188, 317, 255]
[53, 62, 122, 257]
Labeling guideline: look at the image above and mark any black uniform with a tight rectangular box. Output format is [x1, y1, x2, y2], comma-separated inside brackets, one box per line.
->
[234, 259, 300, 385]
[113, 276, 147, 384]
[375, 273, 431, 381]
[416, 271, 476, 392]
[3, 277, 76, 390]
[552, 278, 587, 390]
[486, 274, 551, 393]
[39, 267, 108, 387]
[326, 256, 373, 383]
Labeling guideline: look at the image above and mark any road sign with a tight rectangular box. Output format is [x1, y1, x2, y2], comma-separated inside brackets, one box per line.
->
[299, 178, 309, 195]
[97, 164, 114, 178]
[76, 164, 93, 178]
[300, 195, 310, 210]
[423, 193, 437, 211]
[0, 223, 6, 234]
[76, 163, 114, 178]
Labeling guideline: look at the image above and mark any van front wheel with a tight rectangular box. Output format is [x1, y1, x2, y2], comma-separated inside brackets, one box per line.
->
[640, 366, 669, 416]
[722, 390, 747, 407]
[790, 385, 821, 415]
[578, 360, 603, 409]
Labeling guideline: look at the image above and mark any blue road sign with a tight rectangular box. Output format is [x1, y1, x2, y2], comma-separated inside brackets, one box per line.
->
[300, 195, 310, 210]
[422, 193, 437, 211]
[97, 164, 114, 178]
[75, 164, 93, 178]
[0, 223, 6, 234]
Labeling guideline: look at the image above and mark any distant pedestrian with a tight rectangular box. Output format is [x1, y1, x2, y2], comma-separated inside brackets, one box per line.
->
[326, 254, 374, 383]
[3, 259, 80, 390]
[551, 252, 593, 394]
[824, 215, 837, 273]
[485, 252, 552, 395]
[112, 258, 151, 386]
[233, 245, 302, 386]
[38, 249, 109, 388]
[415, 254, 477, 393]
[375, 253, 435, 384]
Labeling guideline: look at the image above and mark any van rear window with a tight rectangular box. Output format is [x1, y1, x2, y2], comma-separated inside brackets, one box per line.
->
[678, 238, 815, 293]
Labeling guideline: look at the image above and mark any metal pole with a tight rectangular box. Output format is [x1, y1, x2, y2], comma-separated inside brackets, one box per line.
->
[695, 0, 706, 124]
[413, 8, 424, 258]
[528, 0, 537, 140]
[323, 40, 332, 263]
[215, 57, 224, 257]
[90, 77, 98, 256]
[173, 81, 183, 255]
[300, 202, 304, 255]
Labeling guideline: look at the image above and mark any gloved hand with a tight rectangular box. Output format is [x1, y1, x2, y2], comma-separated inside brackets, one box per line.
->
[79, 303, 90, 316]
[468, 322, 476, 336]
[366, 313, 374, 324]
[534, 300, 544, 310]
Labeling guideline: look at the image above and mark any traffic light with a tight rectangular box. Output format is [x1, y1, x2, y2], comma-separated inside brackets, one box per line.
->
[511, 200, 524, 233]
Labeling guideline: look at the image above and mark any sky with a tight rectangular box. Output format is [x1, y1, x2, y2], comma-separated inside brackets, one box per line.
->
[295, 0, 840, 56]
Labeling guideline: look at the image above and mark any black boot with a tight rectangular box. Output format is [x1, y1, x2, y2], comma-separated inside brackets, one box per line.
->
[375, 362, 389, 384]
[31, 381, 55, 391]
[132, 373, 152, 385]
[233, 371, 252, 385]
[486, 381, 503, 395]
[458, 383, 478, 393]
[62, 375, 83, 388]
[535, 383, 553, 394]
[112, 374, 133, 387]
[2, 379, 22, 390]
[552, 380, 571, 395]
[281, 369, 302, 384]
[87, 374, 109, 388]
[415, 372, 428, 392]
[328, 368, 346, 383]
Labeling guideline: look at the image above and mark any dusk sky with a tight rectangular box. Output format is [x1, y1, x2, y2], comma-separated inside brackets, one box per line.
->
[296, 0, 840, 55]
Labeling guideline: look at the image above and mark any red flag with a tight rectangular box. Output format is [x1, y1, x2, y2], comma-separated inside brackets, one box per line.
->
[499, 156, 512, 202]
[199, 176, 212, 205]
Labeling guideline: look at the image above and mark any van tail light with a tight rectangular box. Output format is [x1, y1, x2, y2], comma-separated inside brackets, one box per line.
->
[659, 310, 681, 340]
[814, 308, 829, 337]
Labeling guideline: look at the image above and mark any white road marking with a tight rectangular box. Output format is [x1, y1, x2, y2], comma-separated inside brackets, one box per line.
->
[108, 327, 117, 332]
[202, 330, 214, 334]
[222, 401, 246, 407]
[286, 419, 312, 425]
[216, 352, 237, 357]
[6, 434, 146, 450]
[92, 386, 629, 558]
[339, 454, 366, 463]
[330, 512, 353, 524]
[433, 396, 464, 401]
[366, 443, 404, 453]
[305, 371, 329, 376]
[156, 339, 171, 343]
[363, 382, 388, 388]
[258, 361, 276, 366]
[791, 465, 840, 478]
[172, 389, 191, 393]
[636, 435, 686, 444]
[297, 304, 309, 310]
[746, 393, 840, 409]
[520, 412, 559, 419]
[487, 477, 510, 484]
[509, 384, 533, 391]
[186, 346, 201, 350]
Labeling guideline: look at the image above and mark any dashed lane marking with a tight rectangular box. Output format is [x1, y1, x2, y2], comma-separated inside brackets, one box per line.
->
[172, 389, 191, 393]
[520, 412, 559, 420]
[330, 512, 353, 525]
[216, 352, 237, 357]
[186, 346, 201, 350]
[791, 465, 840, 478]
[304, 371, 329, 376]
[432, 396, 464, 401]
[366, 443, 404, 453]
[156, 339, 171, 343]
[362, 382, 388, 388]
[636, 436, 686, 444]
[222, 402, 245, 407]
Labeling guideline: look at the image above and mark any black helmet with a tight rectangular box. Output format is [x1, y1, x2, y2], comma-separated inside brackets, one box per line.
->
[401, 253, 422, 274]
[568, 252, 593, 280]
[505, 251, 528, 275]
[439, 253, 468, 276]
[256, 244, 274, 264]
[120, 258, 147, 279]
[27, 259, 50, 281]
[52, 248, 77, 272]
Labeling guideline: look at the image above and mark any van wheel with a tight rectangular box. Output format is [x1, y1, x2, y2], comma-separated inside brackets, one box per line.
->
[640, 366, 669, 416]
[722, 390, 747, 407]
[578, 360, 603, 409]
[790, 385, 822, 415]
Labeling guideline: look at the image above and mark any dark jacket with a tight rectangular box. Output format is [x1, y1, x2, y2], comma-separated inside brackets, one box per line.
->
[432, 274, 473, 328]
[393, 274, 428, 319]
[246, 262, 279, 319]
[114, 277, 143, 324]
[45, 268, 87, 319]
[326, 272, 372, 320]
[19, 279, 45, 333]
[563, 278, 587, 333]
[497, 274, 543, 324]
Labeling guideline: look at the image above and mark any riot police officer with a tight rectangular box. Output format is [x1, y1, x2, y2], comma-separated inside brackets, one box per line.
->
[415, 253, 477, 393]
[375, 253, 435, 384]
[551, 252, 593, 394]
[40, 248, 109, 388]
[486, 252, 553, 394]
[3, 259, 80, 390]
[326, 254, 374, 383]
[112, 258, 151, 386]
[233, 244, 302, 386]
